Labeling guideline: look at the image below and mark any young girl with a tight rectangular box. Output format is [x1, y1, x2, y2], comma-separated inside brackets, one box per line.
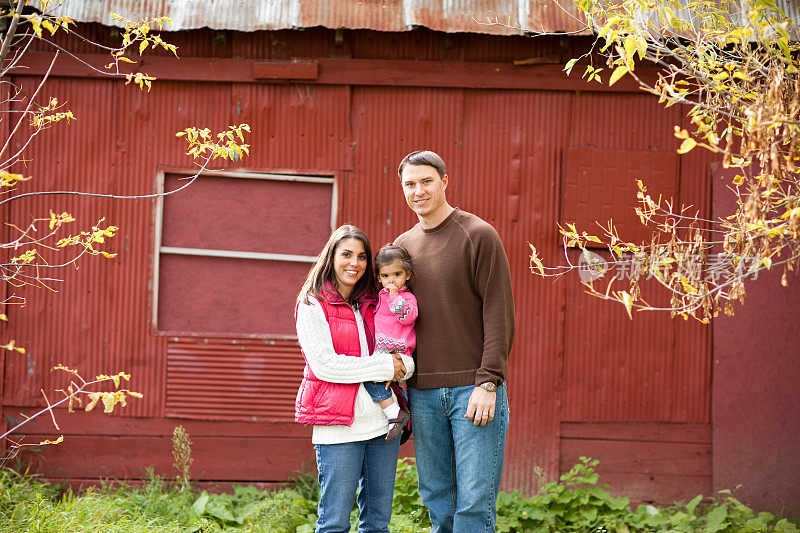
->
[363, 243, 418, 441]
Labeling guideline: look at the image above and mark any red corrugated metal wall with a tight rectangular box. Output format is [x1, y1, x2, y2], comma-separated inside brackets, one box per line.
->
[3, 27, 714, 500]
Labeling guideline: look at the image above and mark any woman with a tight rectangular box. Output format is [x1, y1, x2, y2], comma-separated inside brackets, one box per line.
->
[294, 224, 414, 533]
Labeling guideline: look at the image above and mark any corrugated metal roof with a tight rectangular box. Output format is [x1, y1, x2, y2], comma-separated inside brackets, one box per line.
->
[37, 0, 800, 37]
[38, 0, 590, 35]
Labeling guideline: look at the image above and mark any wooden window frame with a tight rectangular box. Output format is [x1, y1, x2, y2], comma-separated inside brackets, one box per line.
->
[151, 169, 337, 336]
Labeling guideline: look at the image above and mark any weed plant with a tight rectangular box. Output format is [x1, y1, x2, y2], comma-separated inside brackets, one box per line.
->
[0, 468, 182, 532]
[1, 458, 798, 532]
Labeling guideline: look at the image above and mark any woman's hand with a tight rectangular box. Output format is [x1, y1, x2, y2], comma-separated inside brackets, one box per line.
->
[392, 352, 407, 381]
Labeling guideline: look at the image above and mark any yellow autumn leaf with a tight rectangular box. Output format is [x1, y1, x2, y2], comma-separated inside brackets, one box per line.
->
[67, 391, 82, 413]
[529, 244, 545, 276]
[52, 364, 79, 375]
[1, 340, 25, 353]
[609, 65, 629, 86]
[102, 393, 117, 413]
[0, 170, 31, 187]
[673, 126, 689, 139]
[677, 138, 697, 154]
[85, 392, 101, 412]
[38, 436, 64, 446]
[41, 18, 56, 35]
[619, 290, 633, 320]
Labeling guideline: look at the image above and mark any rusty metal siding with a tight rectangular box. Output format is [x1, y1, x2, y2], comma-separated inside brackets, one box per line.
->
[4, 76, 135, 413]
[299, 0, 407, 31]
[231, 84, 350, 171]
[165, 337, 303, 421]
[4, 28, 715, 495]
[41, 0, 589, 35]
[3, 78, 237, 417]
[459, 88, 573, 491]
[345, 86, 583, 489]
[560, 91, 712, 424]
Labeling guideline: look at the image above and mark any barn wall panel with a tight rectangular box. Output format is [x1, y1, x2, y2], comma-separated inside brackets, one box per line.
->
[671, 113, 713, 423]
[2, 28, 718, 500]
[560, 92, 712, 425]
[561, 148, 679, 246]
[570, 92, 683, 152]
[459, 89, 571, 491]
[231, 84, 350, 172]
[102, 80, 235, 417]
[560, 422, 712, 504]
[4, 77, 121, 411]
[349, 85, 465, 248]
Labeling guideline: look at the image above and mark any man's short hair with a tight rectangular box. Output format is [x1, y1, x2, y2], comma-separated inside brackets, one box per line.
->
[398, 150, 446, 179]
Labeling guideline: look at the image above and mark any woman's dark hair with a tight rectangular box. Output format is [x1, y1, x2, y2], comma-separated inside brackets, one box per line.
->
[374, 243, 415, 290]
[397, 150, 446, 179]
[297, 225, 376, 307]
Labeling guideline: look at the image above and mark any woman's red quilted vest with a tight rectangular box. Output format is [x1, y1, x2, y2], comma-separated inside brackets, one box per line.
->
[294, 284, 376, 426]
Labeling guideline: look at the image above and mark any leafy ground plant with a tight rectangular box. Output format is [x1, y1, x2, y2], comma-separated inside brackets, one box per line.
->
[493, 457, 800, 533]
[1, 458, 798, 532]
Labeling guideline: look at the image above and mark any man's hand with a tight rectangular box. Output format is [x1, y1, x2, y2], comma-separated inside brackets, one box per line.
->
[392, 353, 407, 381]
[465, 386, 496, 426]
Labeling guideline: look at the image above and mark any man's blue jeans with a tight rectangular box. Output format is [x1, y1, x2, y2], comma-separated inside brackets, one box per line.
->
[408, 384, 509, 533]
[314, 434, 401, 533]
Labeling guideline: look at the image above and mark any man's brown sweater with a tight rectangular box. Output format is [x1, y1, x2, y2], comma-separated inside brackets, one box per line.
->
[394, 208, 515, 389]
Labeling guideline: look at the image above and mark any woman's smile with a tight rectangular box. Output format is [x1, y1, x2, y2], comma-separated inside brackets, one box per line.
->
[332, 237, 367, 297]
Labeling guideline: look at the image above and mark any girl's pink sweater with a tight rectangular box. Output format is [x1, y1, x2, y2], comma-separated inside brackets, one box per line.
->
[374, 287, 418, 357]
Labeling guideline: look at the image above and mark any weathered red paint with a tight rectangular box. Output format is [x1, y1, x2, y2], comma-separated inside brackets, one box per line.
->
[712, 167, 800, 515]
[1, 27, 727, 504]
[20, 52, 652, 92]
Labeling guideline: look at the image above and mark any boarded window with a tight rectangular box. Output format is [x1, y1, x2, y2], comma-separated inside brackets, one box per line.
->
[156, 172, 334, 422]
[155, 172, 335, 336]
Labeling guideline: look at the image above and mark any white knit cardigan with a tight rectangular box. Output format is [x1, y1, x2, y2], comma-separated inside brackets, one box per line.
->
[295, 296, 415, 445]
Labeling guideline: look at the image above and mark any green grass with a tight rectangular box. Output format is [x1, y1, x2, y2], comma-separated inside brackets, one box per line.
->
[1, 459, 798, 532]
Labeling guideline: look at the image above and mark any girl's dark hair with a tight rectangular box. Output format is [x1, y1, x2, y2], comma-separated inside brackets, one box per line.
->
[374, 243, 415, 290]
[297, 225, 376, 307]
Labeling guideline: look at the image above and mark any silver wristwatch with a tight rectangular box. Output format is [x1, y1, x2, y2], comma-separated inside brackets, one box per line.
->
[479, 382, 497, 392]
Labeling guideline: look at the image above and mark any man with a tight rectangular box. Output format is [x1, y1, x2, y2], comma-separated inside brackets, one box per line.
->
[394, 150, 515, 532]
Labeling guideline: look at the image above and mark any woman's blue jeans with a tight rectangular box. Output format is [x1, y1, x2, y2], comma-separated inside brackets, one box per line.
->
[314, 434, 401, 533]
[408, 384, 509, 533]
